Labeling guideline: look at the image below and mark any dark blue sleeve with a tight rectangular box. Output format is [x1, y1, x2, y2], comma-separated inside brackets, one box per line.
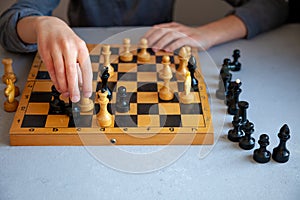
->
[227, 0, 289, 38]
[0, 0, 60, 53]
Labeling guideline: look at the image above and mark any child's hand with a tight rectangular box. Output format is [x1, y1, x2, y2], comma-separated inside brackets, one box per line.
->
[36, 17, 92, 102]
[144, 22, 213, 52]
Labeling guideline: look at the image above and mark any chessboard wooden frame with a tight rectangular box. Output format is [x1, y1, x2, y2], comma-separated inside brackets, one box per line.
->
[9, 44, 213, 146]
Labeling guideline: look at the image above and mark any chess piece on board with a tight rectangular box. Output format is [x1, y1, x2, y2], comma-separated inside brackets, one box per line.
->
[230, 49, 241, 71]
[187, 55, 199, 91]
[228, 115, 244, 142]
[4, 79, 19, 112]
[239, 120, 255, 150]
[79, 96, 94, 112]
[102, 44, 114, 76]
[116, 86, 130, 113]
[253, 134, 271, 163]
[100, 66, 112, 101]
[159, 55, 174, 101]
[120, 38, 133, 62]
[185, 45, 192, 60]
[176, 46, 189, 81]
[179, 71, 194, 104]
[50, 85, 66, 114]
[137, 38, 150, 62]
[70, 104, 81, 127]
[96, 90, 113, 128]
[2, 58, 17, 84]
[272, 124, 290, 163]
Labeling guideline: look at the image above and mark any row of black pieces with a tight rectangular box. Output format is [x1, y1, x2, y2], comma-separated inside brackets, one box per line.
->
[227, 102, 290, 164]
[216, 49, 241, 101]
[252, 124, 290, 164]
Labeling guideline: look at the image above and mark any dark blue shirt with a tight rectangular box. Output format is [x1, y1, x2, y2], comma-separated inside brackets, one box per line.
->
[0, 0, 295, 53]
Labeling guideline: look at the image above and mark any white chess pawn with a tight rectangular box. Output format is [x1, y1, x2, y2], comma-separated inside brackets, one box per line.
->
[102, 44, 114, 76]
[159, 56, 174, 101]
[137, 38, 151, 62]
[120, 38, 133, 62]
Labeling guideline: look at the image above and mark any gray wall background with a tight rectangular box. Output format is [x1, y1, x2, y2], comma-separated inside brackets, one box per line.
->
[0, 0, 232, 26]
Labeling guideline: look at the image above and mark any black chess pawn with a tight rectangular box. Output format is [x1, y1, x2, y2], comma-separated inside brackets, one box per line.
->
[230, 49, 241, 71]
[216, 71, 232, 100]
[221, 58, 232, 73]
[100, 66, 112, 101]
[253, 134, 271, 163]
[226, 79, 242, 115]
[116, 86, 130, 113]
[239, 121, 255, 150]
[272, 124, 291, 163]
[228, 115, 244, 142]
[187, 55, 198, 91]
[50, 85, 65, 114]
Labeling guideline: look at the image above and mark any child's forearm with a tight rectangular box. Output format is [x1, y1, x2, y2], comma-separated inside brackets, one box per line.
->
[198, 15, 247, 47]
[17, 16, 40, 44]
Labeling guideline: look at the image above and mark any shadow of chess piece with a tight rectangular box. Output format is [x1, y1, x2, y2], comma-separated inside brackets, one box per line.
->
[228, 115, 244, 142]
[253, 134, 271, 163]
[272, 124, 290, 163]
[239, 121, 255, 150]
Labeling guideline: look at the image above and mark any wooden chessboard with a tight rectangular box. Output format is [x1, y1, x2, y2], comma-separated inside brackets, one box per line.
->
[9, 44, 213, 145]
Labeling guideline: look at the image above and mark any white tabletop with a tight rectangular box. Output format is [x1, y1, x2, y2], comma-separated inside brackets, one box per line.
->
[0, 24, 299, 200]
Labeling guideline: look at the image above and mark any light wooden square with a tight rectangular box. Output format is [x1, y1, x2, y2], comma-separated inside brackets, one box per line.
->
[26, 103, 49, 115]
[181, 115, 205, 127]
[118, 63, 137, 72]
[158, 103, 180, 115]
[137, 92, 158, 103]
[138, 115, 160, 127]
[33, 81, 52, 92]
[45, 115, 69, 127]
[137, 72, 157, 82]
